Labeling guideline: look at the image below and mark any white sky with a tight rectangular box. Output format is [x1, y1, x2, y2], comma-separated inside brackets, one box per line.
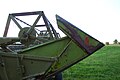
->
[0, 0, 120, 43]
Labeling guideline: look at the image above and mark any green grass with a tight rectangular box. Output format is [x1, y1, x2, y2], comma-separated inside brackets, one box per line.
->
[63, 46, 120, 80]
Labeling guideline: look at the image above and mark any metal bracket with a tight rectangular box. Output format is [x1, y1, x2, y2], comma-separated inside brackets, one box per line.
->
[16, 55, 25, 76]
[0, 56, 4, 67]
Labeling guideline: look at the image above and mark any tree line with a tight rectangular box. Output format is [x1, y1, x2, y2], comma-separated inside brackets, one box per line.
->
[106, 39, 120, 45]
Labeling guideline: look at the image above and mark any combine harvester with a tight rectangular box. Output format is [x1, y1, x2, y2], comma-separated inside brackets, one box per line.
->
[0, 11, 104, 80]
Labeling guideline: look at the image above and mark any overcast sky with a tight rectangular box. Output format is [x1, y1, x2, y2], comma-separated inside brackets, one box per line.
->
[0, 0, 120, 43]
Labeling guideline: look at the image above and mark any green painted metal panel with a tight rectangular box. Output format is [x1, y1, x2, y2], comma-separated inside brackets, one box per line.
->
[18, 37, 71, 57]
[56, 15, 104, 54]
[18, 37, 88, 78]
[48, 15, 104, 77]
[0, 53, 55, 80]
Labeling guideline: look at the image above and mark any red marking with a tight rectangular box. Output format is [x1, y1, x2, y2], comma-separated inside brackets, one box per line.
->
[85, 36, 89, 46]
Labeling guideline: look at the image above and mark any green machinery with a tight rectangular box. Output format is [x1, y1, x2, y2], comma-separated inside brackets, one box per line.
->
[0, 11, 104, 80]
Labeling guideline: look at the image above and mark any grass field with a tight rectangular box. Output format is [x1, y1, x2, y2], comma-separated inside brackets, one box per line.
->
[63, 45, 120, 80]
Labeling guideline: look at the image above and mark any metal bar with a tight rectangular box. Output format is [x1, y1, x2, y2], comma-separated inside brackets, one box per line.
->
[42, 13, 54, 39]
[15, 17, 46, 27]
[3, 15, 11, 37]
[15, 17, 32, 27]
[16, 55, 25, 76]
[1, 53, 56, 62]
[35, 25, 46, 27]
[26, 12, 43, 35]
[48, 20, 59, 39]
[57, 40, 72, 58]
[11, 11, 42, 16]
[10, 15, 22, 29]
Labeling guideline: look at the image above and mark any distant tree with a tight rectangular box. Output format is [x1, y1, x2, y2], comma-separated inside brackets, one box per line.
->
[106, 42, 109, 45]
[118, 42, 120, 45]
[113, 39, 118, 44]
